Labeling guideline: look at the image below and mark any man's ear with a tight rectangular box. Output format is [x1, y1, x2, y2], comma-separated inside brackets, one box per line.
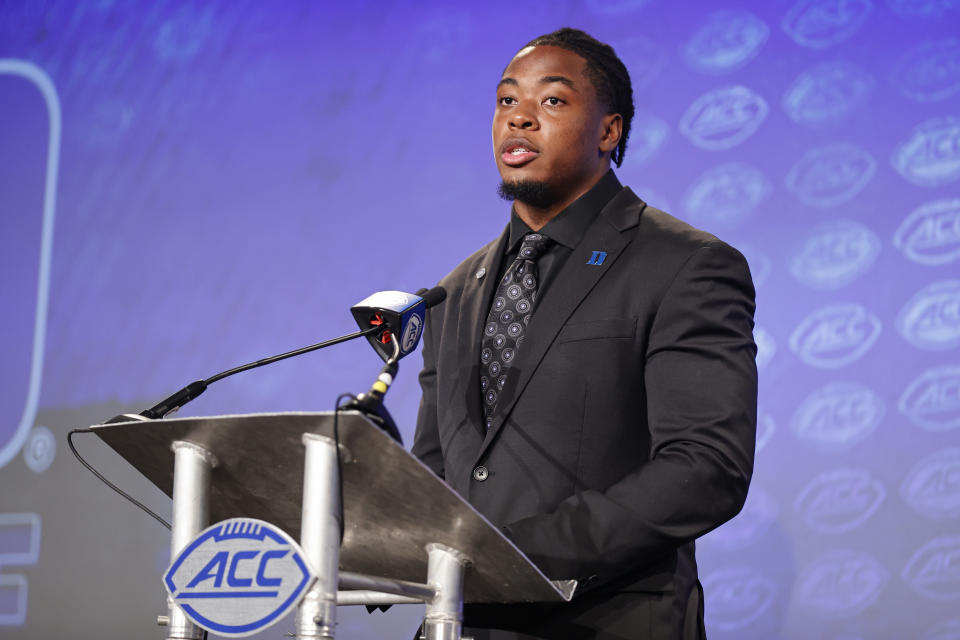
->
[599, 113, 622, 154]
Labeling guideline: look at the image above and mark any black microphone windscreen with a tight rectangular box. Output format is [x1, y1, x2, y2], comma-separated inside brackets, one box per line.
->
[416, 286, 447, 309]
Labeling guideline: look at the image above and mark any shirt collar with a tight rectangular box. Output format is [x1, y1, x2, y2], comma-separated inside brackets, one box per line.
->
[507, 170, 622, 251]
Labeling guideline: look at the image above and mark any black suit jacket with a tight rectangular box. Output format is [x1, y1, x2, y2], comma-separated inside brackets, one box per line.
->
[413, 185, 757, 638]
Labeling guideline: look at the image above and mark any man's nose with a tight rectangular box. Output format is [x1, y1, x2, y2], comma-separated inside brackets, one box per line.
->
[509, 108, 538, 130]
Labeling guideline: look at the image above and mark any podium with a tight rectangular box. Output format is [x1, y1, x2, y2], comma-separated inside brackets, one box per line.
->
[92, 412, 574, 639]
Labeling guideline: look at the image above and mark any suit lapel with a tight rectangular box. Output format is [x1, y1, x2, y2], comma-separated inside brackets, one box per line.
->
[456, 226, 510, 438]
[475, 189, 644, 461]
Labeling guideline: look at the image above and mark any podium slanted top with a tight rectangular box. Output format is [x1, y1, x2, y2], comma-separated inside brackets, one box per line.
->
[91, 411, 574, 604]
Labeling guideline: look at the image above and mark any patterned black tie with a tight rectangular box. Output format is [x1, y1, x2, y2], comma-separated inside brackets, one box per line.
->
[480, 232, 551, 430]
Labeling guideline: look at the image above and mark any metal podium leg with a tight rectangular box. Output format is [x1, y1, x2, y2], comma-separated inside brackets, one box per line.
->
[297, 433, 342, 639]
[165, 441, 215, 640]
[422, 544, 470, 640]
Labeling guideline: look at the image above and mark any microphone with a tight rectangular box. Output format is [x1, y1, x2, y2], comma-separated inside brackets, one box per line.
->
[135, 286, 445, 420]
[346, 286, 446, 444]
[350, 286, 446, 362]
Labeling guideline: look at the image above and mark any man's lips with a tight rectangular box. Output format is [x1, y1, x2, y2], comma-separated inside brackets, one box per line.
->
[499, 137, 540, 167]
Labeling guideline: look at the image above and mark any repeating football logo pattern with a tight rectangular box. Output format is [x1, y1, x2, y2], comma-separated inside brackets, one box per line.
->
[0, 2, 957, 639]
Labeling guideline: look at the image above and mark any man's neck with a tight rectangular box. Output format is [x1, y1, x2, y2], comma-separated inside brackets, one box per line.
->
[512, 166, 610, 231]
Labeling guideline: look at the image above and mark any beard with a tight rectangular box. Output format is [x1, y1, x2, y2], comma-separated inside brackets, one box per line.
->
[497, 178, 561, 209]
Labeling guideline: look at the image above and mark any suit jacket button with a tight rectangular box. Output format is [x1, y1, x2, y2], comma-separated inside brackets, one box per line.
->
[472, 465, 489, 482]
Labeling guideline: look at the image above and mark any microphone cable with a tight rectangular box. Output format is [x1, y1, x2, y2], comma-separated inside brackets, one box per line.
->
[67, 427, 172, 529]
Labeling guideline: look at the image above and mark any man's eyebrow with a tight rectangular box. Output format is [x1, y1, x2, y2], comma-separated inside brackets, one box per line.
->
[540, 75, 576, 89]
[496, 76, 577, 90]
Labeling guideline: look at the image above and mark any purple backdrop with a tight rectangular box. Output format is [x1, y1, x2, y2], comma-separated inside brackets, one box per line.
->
[1, 1, 959, 637]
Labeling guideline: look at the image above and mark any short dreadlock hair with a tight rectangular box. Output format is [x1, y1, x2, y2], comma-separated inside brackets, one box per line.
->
[522, 28, 634, 167]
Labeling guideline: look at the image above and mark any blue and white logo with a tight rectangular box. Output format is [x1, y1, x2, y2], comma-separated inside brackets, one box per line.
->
[401, 311, 424, 354]
[902, 536, 960, 600]
[795, 550, 888, 618]
[164, 518, 316, 637]
[794, 468, 885, 533]
[783, 61, 874, 126]
[628, 111, 670, 165]
[683, 162, 771, 227]
[897, 280, 960, 350]
[679, 85, 768, 150]
[892, 117, 960, 187]
[616, 36, 667, 90]
[887, 0, 960, 17]
[754, 327, 776, 372]
[735, 243, 772, 288]
[785, 143, 876, 207]
[791, 381, 884, 451]
[586, 0, 653, 14]
[899, 365, 960, 431]
[702, 567, 777, 630]
[789, 303, 882, 368]
[756, 409, 776, 452]
[683, 10, 769, 74]
[922, 618, 960, 640]
[901, 448, 960, 519]
[891, 38, 960, 103]
[781, 0, 873, 49]
[703, 486, 779, 551]
[789, 220, 880, 290]
[894, 199, 960, 265]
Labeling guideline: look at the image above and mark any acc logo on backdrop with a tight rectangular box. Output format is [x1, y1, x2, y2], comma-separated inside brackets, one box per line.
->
[783, 61, 874, 126]
[164, 518, 315, 637]
[921, 619, 960, 640]
[679, 86, 768, 150]
[892, 116, 960, 187]
[899, 365, 960, 431]
[901, 448, 960, 519]
[887, 0, 960, 17]
[683, 10, 769, 74]
[628, 111, 670, 165]
[891, 38, 960, 102]
[894, 199, 960, 265]
[781, 0, 873, 49]
[756, 409, 776, 452]
[789, 220, 880, 290]
[683, 162, 771, 227]
[701, 567, 776, 630]
[789, 303, 882, 367]
[791, 381, 884, 451]
[785, 143, 876, 207]
[794, 468, 885, 533]
[897, 280, 960, 350]
[795, 550, 887, 618]
[735, 243, 772, 287]
[902, 535, 960, 600]
[702, 485, 779, 551]
[616, 36, 667, 90]
[754, 327, 776, 372]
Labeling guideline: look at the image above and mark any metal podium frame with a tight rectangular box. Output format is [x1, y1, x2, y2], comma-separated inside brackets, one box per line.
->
[91, 412, 574, 640]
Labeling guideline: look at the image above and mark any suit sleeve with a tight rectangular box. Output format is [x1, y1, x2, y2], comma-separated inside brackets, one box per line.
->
[411, 304, 445, 479]
[503, 241, 758, 584]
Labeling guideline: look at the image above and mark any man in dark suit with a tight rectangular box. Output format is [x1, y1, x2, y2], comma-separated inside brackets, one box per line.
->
[412, 28, 757, 639]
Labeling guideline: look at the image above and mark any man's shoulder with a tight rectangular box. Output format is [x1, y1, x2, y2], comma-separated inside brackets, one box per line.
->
[436, 234, 501, 293]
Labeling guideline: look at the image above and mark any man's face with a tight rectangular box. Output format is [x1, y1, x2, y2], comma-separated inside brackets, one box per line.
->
[493, 45, 619, 209]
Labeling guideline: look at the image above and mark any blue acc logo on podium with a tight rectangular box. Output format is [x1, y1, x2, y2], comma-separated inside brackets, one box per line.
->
[164, 518, 316, 637]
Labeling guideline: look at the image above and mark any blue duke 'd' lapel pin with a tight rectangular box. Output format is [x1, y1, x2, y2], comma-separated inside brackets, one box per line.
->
[586, 251, 607, 266]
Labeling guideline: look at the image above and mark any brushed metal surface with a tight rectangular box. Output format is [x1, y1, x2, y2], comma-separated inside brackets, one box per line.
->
[91, 412, 571, 604]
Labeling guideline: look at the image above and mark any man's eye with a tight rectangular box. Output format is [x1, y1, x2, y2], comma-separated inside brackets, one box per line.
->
[499, 96, 516, 106]
[544, 97, 563, 106]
